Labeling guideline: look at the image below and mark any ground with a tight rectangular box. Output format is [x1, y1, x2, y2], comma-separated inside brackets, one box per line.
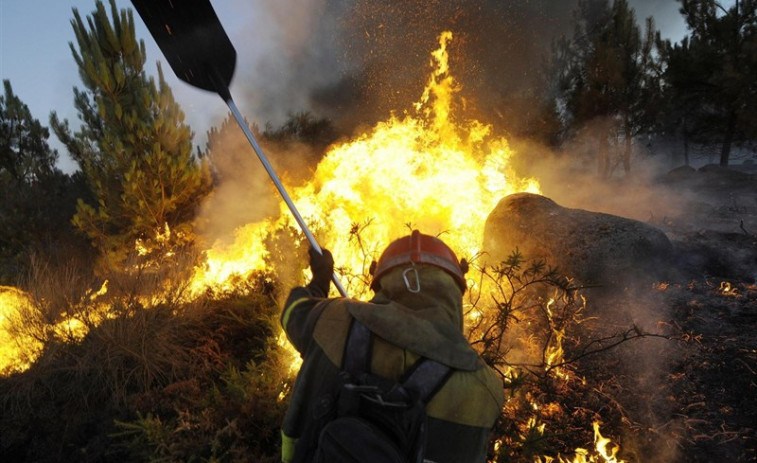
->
[657, 167, 756, 462]
[586, 165, 756, 462]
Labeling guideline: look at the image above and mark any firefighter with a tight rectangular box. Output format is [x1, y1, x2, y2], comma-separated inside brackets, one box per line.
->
[280, 230, 504, 462]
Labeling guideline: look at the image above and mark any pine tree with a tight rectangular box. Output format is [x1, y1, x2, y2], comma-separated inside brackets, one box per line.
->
[50, 0, 211, 271]
[0, 80, 57, 182]
[556, 0, 661, 177]
[664, 0, 757, 166]
[0, 80, 87, 283]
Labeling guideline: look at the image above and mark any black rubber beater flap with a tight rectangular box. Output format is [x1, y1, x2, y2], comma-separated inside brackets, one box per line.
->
[130, 0, 236, 100]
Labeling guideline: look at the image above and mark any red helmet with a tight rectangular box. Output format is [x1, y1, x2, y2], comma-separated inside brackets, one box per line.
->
[370, 230, 467, 291]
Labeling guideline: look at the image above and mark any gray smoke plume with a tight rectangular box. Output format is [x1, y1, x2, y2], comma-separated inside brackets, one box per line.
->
[220, 0, 583, 135]
[220, 0, 684, 140]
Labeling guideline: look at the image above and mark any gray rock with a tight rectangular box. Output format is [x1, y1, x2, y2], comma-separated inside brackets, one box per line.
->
[483, 193, 674, 289]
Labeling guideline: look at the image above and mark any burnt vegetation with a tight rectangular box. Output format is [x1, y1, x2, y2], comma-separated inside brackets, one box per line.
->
[2, 0, 757, 462]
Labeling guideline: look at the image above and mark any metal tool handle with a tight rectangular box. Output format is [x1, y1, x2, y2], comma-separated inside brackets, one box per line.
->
[225, 98, 348, 297]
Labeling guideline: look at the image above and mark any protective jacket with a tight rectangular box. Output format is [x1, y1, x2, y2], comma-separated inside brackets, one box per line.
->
[280, 265, 504, 463]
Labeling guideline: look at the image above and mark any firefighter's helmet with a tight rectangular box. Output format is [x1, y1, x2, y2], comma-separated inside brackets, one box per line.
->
[370, 230, 467, 291]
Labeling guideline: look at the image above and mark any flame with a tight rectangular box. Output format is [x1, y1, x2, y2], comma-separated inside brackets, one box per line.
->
[592, 422, 624, 463]
[186, 33, 541, 415]
[532, 422, 626, 463]
[544, 298, 565, 371]
[189, 222, 270, 295]
[136, 222, 177, 258]
[189, 31, 539, 299]
[0, 286, 39, 374]
[719, 280, 737, 296]
[0, 282, 114, 374]
[2, 31, 539, 376]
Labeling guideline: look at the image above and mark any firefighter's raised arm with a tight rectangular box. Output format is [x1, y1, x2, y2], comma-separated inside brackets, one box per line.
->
[305, 247, 333, 298]
[280, 247, 335, 354]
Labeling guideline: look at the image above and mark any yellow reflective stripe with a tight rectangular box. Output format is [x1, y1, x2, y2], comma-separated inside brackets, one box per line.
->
[281, 430, 297, 462]
[281, 297, 309, 330]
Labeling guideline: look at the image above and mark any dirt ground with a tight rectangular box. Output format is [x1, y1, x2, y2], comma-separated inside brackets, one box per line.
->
[660, 278, 756, 462]
[657, 167, 756, 462]
[533, 163, 756, 462]
[605, 165, 756, 462]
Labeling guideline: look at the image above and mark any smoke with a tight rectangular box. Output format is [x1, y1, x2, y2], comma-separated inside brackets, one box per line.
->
[220, 0, 687, 147]
[505, 128, 695, 462]
[215, 0, 583, 137]
[510, 136, 689, 223]
[214, 0, 349, 127]
[195, 130, 279, 246]
[194, 122, 320, 247]
[331, 0, 583, 134]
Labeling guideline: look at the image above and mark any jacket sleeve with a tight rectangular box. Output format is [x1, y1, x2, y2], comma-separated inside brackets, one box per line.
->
[280, 286, 330, 355]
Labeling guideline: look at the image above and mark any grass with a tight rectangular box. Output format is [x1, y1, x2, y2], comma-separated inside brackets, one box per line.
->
[0, 269, 285, 462]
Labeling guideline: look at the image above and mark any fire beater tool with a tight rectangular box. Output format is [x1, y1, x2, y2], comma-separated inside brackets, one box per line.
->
[130, 0, 348, 297]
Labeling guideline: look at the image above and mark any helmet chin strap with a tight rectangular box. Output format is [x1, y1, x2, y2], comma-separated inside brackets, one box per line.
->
[402, 265, 422, 293]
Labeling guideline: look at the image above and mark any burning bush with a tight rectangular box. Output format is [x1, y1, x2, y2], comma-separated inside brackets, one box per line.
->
[0, 272, 288, 462]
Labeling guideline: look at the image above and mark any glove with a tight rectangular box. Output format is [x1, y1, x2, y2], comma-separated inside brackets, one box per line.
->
[307, 247, 333, 297]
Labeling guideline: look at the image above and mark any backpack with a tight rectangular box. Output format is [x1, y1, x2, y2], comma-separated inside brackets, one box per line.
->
[293, 319, 453, 463]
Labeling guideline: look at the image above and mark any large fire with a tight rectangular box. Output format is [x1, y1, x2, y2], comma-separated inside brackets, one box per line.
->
[188, 31, 540, 299]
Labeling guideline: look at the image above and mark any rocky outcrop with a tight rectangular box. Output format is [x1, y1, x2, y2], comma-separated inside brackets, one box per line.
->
[483, 193, 674, 289]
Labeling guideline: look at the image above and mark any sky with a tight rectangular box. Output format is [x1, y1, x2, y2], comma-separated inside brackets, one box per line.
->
[1, 0, 693, 174]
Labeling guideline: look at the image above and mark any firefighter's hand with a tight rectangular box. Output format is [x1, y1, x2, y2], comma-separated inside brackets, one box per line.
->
[307, 247, 333, 297]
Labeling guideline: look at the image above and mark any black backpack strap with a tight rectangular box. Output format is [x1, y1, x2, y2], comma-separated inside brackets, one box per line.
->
[343, 319, 452, 403]
[402, 358, 453, 404]
[343, 319, 372, 375]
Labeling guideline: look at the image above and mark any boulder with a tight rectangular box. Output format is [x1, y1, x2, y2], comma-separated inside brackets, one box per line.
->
[665, 165, 697, 182]
[483, 193, 674, 289]
[698, 164, 753, 182]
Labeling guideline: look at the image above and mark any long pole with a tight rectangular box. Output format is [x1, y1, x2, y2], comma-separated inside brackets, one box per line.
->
[225, 98, 348, 297]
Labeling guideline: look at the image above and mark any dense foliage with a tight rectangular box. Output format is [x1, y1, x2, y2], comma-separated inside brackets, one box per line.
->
[553, 0, 662, 177]
[0, 80, 91, 284]
[660, 0, 757, 166]
[0, 273, 288, 462]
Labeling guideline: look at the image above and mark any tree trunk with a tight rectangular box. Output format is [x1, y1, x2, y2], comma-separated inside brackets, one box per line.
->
[720, 110, 736, 167]
[598, 135, 610, 178]
[682, 116, 690, 167]
[597, 119, 612, 178]
[623, 127, 632, 177]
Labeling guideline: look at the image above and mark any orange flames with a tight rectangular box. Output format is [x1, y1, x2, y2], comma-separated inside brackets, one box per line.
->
[188, 31, 540, 299]
[185, 29, 539, 380]
[0, 282, 111, 374]
[0, 286, 37, 375]
[533, 422, 626, 463]
[719, 280, 737, 296]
